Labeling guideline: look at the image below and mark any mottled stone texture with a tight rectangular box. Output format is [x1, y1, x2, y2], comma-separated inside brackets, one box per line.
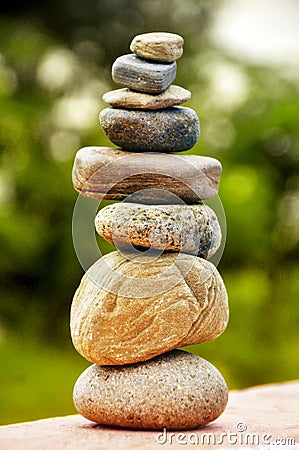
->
[99, 107, 199, 152]
[130, 32, 184, 62]
[72, 146, 222, 202]
[112, 54, 176, 94]
[73, 350, 228, 429]
[102, 85, 191, 109]
[95, 202, 221, 258]
[70, 251, 229, 365]
[99, 106, 198, 152]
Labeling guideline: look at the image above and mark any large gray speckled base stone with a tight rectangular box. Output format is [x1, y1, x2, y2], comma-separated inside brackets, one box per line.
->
[112, 54, 176, 94]
[99, 106, 200, 152]
[73, 350, 228, 430]
[95, 202, 221, 258]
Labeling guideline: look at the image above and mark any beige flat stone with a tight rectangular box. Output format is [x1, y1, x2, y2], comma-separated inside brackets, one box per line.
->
[130, 32, 184, 62]
[72, 147, 222, 202]
[95, 202, 221, 258]
[102, 85, 191, 109]
[1, 381, 298, 449]
[73, 350, 228, 430]
[70, 251, 229, 365]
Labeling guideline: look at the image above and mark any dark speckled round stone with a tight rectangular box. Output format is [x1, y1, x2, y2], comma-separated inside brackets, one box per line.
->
[112, 54, 176, 94]
[73, 349, 228, 430]
[99, 106, 200, 152]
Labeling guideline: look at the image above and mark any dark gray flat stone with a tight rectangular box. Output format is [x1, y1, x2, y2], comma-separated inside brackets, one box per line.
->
[112, 54, 176, 94]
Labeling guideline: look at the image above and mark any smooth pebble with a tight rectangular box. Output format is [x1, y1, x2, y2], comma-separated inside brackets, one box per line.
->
[95, 202, 221, 258]
[73, 349, 228, 429]
[72, 147, 222, 202]
[112, 54, 176, 94]
[102, 85, 191, 109]
[99, 106, 200, 152]
[130, 32, 184, 62]
[70, 251, 229, 365]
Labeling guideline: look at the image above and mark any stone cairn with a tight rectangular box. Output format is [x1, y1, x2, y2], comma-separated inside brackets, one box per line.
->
[71, 32, 229, 430]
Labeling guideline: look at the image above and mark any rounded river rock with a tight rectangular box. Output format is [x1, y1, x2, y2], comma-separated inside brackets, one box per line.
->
[102, 85, 191, 109]
[70, 251, 229, 365]
[95, 202, 221, 258]
[73, 349, 228, 429]
[112, 54, 176, 94]
[130, 32, 184, 62]
[99, 106, 200, 152]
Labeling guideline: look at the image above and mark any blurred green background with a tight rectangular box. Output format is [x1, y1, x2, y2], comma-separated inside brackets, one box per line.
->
[0, 0, 298, 425]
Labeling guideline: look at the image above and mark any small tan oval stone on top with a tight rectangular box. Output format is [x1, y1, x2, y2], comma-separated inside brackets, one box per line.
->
[73, 349, 228, 430]
[70, 251, 229, 365]
[130, 32, 184, 62]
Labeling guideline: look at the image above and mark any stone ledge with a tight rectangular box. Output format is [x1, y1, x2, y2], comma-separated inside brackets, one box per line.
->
[0, 381, 298, 449]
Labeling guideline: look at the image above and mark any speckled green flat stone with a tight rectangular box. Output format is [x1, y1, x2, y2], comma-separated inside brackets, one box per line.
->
[95, 202, 221, 258]
[102, 85, 191, 109]
[73, 349, 228, 429]
[99, 106, 200, 152]
[112, 54, 176, 94]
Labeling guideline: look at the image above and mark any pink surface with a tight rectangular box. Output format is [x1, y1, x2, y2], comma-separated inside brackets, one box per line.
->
[1, 381, 298, 449]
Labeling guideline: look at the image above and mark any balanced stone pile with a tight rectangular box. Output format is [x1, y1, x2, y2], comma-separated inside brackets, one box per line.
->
[71, 32, 229, 430]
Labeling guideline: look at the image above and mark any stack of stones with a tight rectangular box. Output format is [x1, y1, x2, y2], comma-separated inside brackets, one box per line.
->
[70, 32, 229, 430]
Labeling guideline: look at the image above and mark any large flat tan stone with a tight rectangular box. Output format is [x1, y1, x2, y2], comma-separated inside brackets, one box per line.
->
[0, 381, 298, 449]
[72, 147, 222, 202]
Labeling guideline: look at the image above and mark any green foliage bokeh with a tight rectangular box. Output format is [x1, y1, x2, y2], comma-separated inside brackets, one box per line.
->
[0, 0, 298, 424]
